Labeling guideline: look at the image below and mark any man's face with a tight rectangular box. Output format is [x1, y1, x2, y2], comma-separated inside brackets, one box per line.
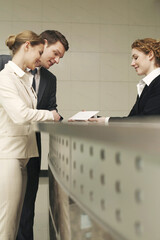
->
[37, 40, 65, 69]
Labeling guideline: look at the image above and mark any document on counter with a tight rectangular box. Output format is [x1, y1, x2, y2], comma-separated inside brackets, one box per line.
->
[69, 111, 99, 121]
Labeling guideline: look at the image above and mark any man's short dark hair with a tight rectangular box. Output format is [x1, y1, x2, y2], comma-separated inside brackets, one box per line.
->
[40, 30, 69, 51]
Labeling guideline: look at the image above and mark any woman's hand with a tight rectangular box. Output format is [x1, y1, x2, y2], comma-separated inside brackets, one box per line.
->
[88, 117, 106, 123]
[52, 110, 61, 122]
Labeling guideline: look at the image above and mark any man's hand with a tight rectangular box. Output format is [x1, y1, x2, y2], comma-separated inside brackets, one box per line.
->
[52, 110, 61, 122]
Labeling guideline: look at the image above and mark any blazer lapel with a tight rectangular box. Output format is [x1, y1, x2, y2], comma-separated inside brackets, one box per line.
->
[139, 84, 148, 99]
[37, 68, 47, 104]
[136, 85, 148, 113]
[19, 78, 37, 109]
[130, 85, 149, 115]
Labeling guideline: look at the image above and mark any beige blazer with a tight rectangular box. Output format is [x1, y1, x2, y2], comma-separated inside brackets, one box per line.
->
[0, 62, 53, 159]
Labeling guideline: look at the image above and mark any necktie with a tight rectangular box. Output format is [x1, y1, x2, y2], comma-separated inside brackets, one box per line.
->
[30, 68, 37, 91]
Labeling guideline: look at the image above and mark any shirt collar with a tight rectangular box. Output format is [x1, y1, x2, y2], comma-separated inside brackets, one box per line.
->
[142, 68, 160, 86]
[8, 61, 33, 88]
[26, 67, 40, 76]
[8, 61, 26, 77]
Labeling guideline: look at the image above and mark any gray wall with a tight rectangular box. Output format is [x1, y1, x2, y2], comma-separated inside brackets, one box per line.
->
[0, 0, 160, 119]
[0, 0, 160, 168]
[0, 0, 160, 118]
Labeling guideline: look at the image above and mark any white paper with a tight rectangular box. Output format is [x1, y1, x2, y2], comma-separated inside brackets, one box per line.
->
[69, 111, 99, 121]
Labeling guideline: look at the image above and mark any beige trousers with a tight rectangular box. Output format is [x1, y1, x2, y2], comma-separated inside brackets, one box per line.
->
[0, 158, 28, 240]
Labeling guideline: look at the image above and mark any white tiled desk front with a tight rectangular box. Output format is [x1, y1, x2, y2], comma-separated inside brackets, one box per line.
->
[38, 121, 160, 240]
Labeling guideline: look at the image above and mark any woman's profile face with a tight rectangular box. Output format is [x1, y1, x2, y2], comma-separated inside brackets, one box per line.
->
[131, 48, 152, 76]
[26, 43, 44, 70]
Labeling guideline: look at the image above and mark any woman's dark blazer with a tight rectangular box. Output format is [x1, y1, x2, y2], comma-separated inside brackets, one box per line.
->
[109, 74, 160, 123]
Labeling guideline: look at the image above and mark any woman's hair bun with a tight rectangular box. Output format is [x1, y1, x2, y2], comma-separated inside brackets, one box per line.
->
[5, 35, 16, 50]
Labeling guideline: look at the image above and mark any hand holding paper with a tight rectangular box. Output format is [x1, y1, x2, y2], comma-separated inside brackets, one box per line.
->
[69, 111, 99, 121]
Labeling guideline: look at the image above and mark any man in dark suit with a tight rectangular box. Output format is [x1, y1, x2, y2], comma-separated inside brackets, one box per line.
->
[0, 30, 69, 240]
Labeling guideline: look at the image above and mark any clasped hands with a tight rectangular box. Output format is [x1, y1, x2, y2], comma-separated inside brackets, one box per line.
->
[52, 110, 61, 122]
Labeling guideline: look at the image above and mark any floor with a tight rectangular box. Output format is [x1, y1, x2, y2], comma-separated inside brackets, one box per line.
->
[34, 177, 49, 240]
[33, 177, 113, 240]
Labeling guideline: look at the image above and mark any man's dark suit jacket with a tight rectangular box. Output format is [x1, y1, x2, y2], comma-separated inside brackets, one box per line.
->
[37, 67, 57, 110]
[109, 74, 160, 123]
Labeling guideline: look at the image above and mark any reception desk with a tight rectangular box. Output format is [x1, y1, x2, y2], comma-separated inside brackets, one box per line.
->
[38, 121, 160, 240]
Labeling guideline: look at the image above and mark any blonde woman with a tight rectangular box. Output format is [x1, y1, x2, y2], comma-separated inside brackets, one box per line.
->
[0, 30, 60, 240]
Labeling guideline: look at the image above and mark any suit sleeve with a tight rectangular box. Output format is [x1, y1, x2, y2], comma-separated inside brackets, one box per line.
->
[47, 75, 58, 111]
[45, 71, 63, 120]
[0, 55, 12, 71]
